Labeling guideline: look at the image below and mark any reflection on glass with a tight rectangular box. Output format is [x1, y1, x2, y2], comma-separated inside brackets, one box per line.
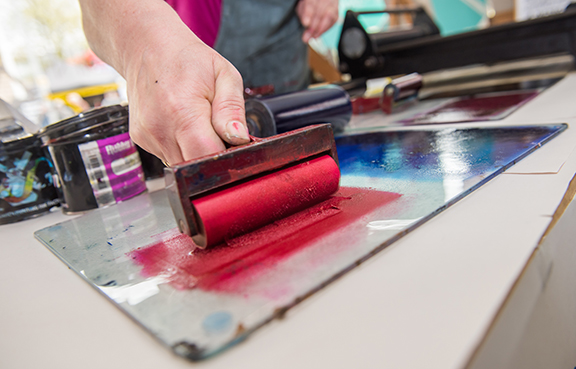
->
[367, 218, 421, 231]
[98, 275, 171, 306]
[337, 125, 559, 209]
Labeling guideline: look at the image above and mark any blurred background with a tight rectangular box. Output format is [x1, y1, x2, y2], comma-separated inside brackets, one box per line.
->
[0, 0, 570, 126]
[0, 0, 124, 126]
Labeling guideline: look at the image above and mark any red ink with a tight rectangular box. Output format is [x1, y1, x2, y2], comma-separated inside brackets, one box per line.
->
[404, 91, 538, 124]
[232, 121, 241, 132]
[351, 96, 381, 114]
[131, 187, 401, 293]
[192, 155, 340, 247]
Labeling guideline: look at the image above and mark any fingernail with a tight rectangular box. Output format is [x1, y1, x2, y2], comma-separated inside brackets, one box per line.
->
[225, 121, 250, 144]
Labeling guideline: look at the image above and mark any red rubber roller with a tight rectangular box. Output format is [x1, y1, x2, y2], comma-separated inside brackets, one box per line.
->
[192, 155, 339, 247]
[164, 124, 340, 249]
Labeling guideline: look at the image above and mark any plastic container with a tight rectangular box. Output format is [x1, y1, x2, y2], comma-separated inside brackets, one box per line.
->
[0, 130, 60, 224]
[39, 105, 147, 214]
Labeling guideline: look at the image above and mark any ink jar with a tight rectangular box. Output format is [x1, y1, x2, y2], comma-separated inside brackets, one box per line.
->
[39, 105, 147, 214]
[0, 128, 60, 224]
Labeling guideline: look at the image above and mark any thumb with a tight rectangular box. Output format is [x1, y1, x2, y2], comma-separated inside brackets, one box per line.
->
[211, 60, 250, 145]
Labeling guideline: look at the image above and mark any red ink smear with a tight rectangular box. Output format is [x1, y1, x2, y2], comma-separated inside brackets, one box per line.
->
[130, 187, 400, 293]
[403, 91, 538, 124]
[232, 121, 241, 131]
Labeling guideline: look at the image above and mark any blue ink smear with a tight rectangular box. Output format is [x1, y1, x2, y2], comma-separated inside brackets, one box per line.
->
[107, 241, 113, 246]
[202, 311, 233, 334]
[336, 126, 565, 181]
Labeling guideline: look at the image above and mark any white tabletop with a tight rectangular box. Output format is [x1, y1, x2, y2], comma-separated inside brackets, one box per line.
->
[2, 73, 576, 369]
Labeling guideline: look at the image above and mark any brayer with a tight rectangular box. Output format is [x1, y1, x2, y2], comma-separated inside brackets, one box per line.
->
[164, 124, 339, 248]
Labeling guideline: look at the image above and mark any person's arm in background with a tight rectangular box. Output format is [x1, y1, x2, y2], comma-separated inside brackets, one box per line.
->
[78, 0, 249, 165]
[297, 0, 339, 43]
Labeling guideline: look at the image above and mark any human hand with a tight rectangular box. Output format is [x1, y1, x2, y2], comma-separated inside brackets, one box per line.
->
[125, 38, 249, 165]
[296, 0, 339, 43]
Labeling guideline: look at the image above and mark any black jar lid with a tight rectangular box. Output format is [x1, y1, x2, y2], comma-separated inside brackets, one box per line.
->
[0, 129, 42, 155]
[38, 104, 128, 144]
[46, 116, 128, 147]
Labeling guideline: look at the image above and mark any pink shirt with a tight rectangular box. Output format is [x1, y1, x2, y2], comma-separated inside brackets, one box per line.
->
[165, 0, 222, 47]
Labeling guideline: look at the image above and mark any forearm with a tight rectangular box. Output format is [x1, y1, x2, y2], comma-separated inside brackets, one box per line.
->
[78, 0, 200, 77]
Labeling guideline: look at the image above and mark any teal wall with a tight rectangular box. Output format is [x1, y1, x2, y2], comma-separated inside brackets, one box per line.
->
[321, 0, 490, 52]
[430, 0, 489, 35]
[320, 0, 387, 53]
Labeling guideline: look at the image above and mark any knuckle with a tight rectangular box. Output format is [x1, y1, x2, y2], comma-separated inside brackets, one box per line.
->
[214, 98, 245, 115]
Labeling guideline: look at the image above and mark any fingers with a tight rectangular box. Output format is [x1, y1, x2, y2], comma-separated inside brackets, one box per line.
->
[298, 0, 316, 43]
[126, 94, 170, 163]
[132, 109, 227, 166]
[315, 6, 338, 37]
[129, 79, 227, 165]
[297, 0, 315, 29]
[298, 0, 339, 43]
[211, 58, 250, 146]
[175, 98, 227, 163]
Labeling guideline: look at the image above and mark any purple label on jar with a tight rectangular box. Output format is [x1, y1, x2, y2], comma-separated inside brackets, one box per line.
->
[78, 132, 146, 207]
